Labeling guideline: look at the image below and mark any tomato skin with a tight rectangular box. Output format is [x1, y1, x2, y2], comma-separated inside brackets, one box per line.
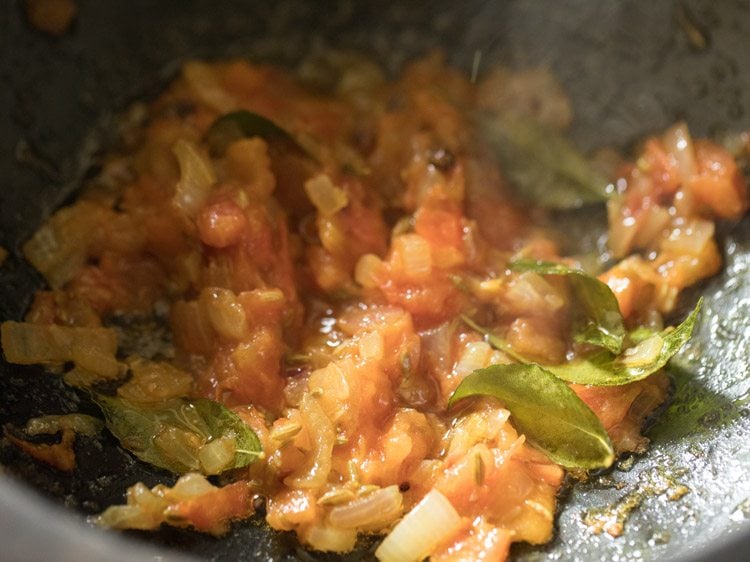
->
[642, 138, 682, 196]
[688, 140, 748, 219]
[414, 204, 464, 250]
[168, 481, 252, 534]
[380, 276, 464, 328]
[203, 326, 284, 412]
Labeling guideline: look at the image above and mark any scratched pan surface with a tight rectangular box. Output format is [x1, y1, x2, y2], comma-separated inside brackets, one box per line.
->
[1, 0, 750, 560]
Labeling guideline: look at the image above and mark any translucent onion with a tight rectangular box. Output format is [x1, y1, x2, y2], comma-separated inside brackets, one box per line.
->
[505, 271, 564, 314]
[375, 489, 463, 562]
[198, 435, 237, 475]
[254, 288, 285, 303]
[172, 139, 217, 218]
[284, 392, 335, 489]
[117, 358, 194, 404]
[95, 482, 169, 531]
[357, 330, 385, 361]
[23, 200, 106, 288]
[152, 426, 202, 472]
[304, 174, 349, 216]
[1, 322, 120, 377]
[620, 335, 664, 368]
[631, 204, 671, 249]
[200, 287, 249, 341]
[95, 504, 155, 531]
[25, 414, 103, 437]
[354, 254, 385, 289]
[607, 197, 638, 259]
[165, 473, 216, 501]
[70, 346, 121, 379]
[301, 525, 358, 553]
[663, 121, 697, 180]
[453, 341, 493, 378]
[328, 485, 403, 531]
[63, 366, 102, 388]
[393, 234, 432, 281]
[660, 219, 714, 256]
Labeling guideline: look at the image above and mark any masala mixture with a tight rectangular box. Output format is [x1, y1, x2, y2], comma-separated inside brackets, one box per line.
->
[1, 52, 746, 561]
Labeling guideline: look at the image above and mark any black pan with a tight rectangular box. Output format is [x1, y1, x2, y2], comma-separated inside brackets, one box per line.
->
[1, 1, 750, 560]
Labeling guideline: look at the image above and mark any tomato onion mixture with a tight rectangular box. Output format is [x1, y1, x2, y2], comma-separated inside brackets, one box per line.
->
[2, 52, 747, 561]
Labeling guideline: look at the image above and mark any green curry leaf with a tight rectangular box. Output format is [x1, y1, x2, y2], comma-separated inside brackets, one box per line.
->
[448, 364, 614, 469]
[463, 300, 701, 387]
[93, 395, 262, 474]
[480, 113, 611, 209]
[206, 110, 310, 156]
[510, 258, 626, 354]
[543, 299, 702, 386]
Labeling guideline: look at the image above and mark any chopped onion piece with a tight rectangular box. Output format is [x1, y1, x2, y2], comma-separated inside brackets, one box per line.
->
[117, 358, 193, 404]
[607, 197, 638, 259]
[95, 474, 249, 535]
[620, 335, 664, 368]
[631, 204, 671, 249]
[328, 485, 403, 531]
[304, 174, 349, 216]
[506, 271, 564, 313]
[95, 504, 157, 531]
[23, 201, 107, 288]
[165, 473, 216, 501]
[172, 139, 217, 218]
[198, 435, 237, 475]
[660, 219, 714, 256]
[393, 234, 432, 281]
[200, 287, 249, 341]
[25, 414, 103, 437]
[375, 489, 463, 562]
[284, 392, 335, 489]
[95, 481, 171, 530]
[355, 253, 385, 289]
[663, 121, 697, 180]
[453, 341, 493, 378]
[1, 322, 120, 377]
[301, 525, 358, 552]
[152, 426, 202, 472]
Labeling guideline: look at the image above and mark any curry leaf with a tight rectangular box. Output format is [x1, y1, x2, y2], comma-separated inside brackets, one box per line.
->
[448, 364, 614, 469]
[510, 258, 626, 354]
[461, 299, 700, 386]
[93, 395, 262, 474]
[206, 110, 310, 156]
[543, 299, 702, 386]
[479, 113, 610, 209]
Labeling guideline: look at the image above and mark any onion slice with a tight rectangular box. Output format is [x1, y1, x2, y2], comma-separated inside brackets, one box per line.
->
[1, 322, 120, 378]
[304, 174, 349, 216]
[172, 139, 217, 218]
[663, 121, 697, 180]
[375, 489, 463, 562]
[328, 485, 403, 531]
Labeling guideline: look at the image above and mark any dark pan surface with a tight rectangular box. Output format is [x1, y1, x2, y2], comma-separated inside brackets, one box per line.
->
[1, 1, 750, 560]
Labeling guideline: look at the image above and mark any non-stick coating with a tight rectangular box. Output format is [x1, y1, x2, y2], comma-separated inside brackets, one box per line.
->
[1, 1, 750, 561]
